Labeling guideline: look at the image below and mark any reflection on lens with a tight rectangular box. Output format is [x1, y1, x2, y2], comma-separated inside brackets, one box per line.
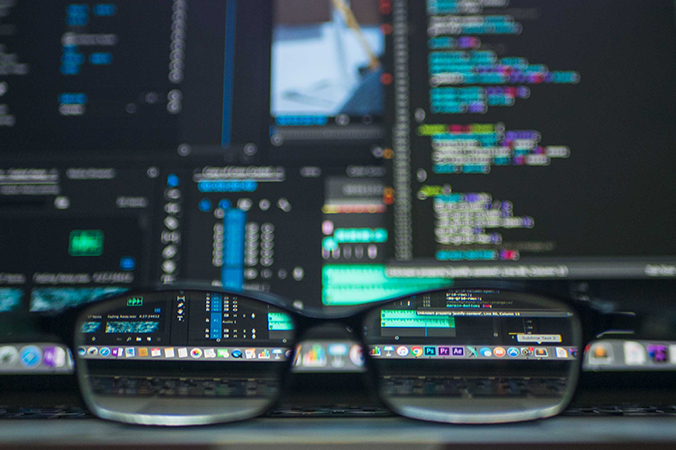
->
[75, 291, 294, 426]
[363, 289, 582, 424]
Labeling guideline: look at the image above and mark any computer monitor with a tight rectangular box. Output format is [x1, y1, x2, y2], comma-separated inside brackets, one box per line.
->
[1, 1, 676, 373]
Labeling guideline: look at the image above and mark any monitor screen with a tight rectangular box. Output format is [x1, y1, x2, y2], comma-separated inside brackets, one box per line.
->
[384, 0, 676, 283]
[1, 0, 675, 319]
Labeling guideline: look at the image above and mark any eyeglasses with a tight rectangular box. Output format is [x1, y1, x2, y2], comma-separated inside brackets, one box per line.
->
[45, 282, 634, 426]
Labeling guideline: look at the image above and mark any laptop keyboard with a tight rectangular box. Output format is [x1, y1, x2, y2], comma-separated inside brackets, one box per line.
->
[381, 376, 567, 397]
[89, 375, 279, 398]
[2, 404, 676, 419]
[85, 375, 567, 399]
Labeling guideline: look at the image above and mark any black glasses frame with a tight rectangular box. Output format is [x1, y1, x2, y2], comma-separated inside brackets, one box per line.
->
[34, 279, 635, 426]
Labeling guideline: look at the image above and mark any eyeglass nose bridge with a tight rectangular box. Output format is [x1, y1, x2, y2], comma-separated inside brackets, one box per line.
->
[290, 321, 368, 373]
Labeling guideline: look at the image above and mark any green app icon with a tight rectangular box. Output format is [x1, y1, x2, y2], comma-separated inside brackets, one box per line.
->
[127, 297, 143, 307]
[69, 230, 104, 256]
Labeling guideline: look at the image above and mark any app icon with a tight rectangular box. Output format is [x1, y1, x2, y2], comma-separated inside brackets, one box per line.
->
[493, 347, 506, 357]
[0, 346, 19, 367]
[507, 347, 520, 357]
[272, 349, 284, 359]
[588, 342, 613, 364]
[232, 349, 243, 358]
[245, 349, 256, 359]
[177, 348, 187, 358]
[190, 348, 203, 358]
[77, 347, 87, 357]
[438, 347, 451, 356]
[521, 347, 532, 357]
[19, 346, 42, 368]
[138, 348, 149, 357]
[592, 344, 609, 358]
[369, 347, 382, 357]
[424, 346, 436, 356]
[534, 348, 549, 357]
[328, 344, 348, 366]
[86, 347, 98, 356]
[349, 344, 364, 367]
[42, 347, 62, 367]
[396, 346, 409, 357]
[151, 348, 161, 357]
[111, 348, 123, 358]
[258, 349, 270, 359]
[328, 344, 349, 356]
[292, 346, 302, 367]
[466, 346, 478, 357]
[383, 346, 395, 357]
[411, 347, 423, 357]
[217, 349, 230, 358]
[569, 348, 579, 358]
[302, 345, 326, 367]
[555, 347, 568, 358]
[451, 347, 464, 357]
[204, 348, 216, 359]
[125, 348, 136, 358]
[164, 348, 175, 358]
[479, 347, 492, 357]
[647, 344, 669, 363]
[331, 355, 345, 368]
[99, 347, 111, 357]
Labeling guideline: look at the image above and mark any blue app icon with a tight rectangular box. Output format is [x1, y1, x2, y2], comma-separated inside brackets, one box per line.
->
[479, 347, 492, 357]
[507, 347, 520, 357]
[99, 347, 111, 357]
[424, 346, 436, 356]
[232, 350, 243, 358]
[20, 346, 42, 368]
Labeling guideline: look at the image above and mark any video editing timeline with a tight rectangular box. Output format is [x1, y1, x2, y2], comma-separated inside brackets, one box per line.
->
[385, 0, 676, 278]
[321, 171, 450, 305]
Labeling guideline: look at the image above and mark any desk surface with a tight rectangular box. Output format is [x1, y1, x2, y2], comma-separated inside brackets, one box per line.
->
[1, 417, 676, 449]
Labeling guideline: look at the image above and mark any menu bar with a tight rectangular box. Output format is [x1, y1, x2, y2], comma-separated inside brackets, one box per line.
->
[0, 343, 73, 374]
[78, 345, 290, 362]
[369, 345, 578, 360]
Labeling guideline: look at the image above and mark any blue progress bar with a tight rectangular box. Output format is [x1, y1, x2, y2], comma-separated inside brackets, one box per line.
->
[210, 294, 222, 339]
[221, 0, 237, 148]
[222, 209, 246, 291]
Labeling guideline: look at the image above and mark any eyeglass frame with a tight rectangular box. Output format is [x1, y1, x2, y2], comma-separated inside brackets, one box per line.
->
[33, 279, 636, 426]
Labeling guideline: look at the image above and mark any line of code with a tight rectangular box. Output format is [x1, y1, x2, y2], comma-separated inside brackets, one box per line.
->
[417, 122, 570, 174]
